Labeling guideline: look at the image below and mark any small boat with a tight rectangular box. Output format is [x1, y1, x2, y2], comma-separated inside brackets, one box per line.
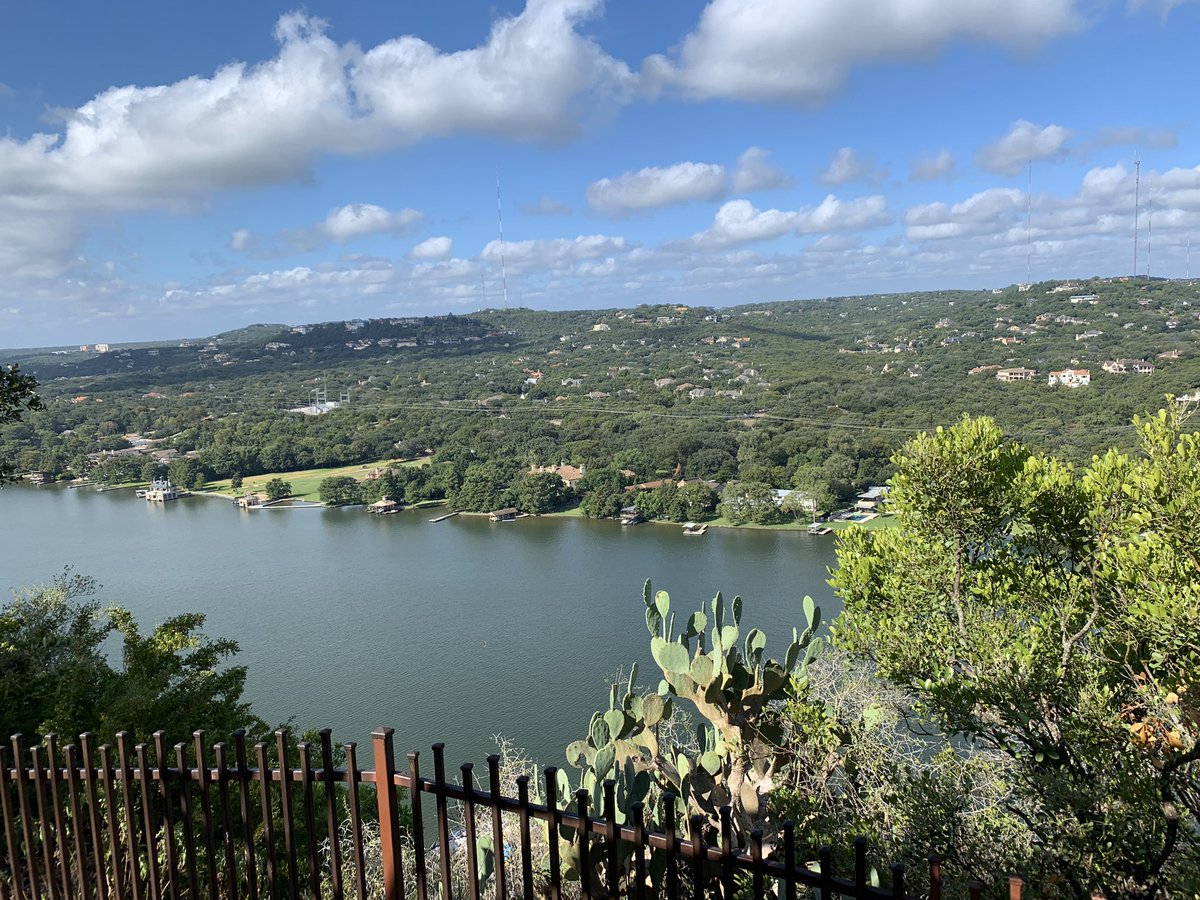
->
[807, 523, 832, 535]
[135, 489, 147, 498]
[682, 522, 708, 536]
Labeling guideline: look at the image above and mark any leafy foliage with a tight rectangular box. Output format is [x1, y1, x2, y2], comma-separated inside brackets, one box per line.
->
[0, 571, 264, 742]
[831, 405, 1200, 897]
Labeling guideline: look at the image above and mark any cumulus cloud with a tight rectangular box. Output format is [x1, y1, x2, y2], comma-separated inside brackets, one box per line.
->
[904, 188, 1026, 240]
[480, 234, 630, 273]
[644, 0, 1081, 103]
[586, 161, 727, 216]
[910, 149, 956, 181]
[321, 204, 423, 242]
[977, 120, 1072, 175]
[229, 229, 251, 252]
[520, 196, 572, 215]
[0, 2, 633, 281]
[731, 147, 793, 192]
[686, 195, 891, 248]
[820, 147, 885, 186]
[409, 236, 453, 259]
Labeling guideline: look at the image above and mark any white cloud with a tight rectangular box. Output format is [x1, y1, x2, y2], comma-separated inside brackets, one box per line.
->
[977, 120, 1072, 175]
[0, 3, 634, 281]
[353, 0, 634, 143]
[229, 229, 251, 252]
[910, 149, 955, 181]
[321, 204, 423, 242]
[409, 236, 453, 259]
[481, 234, 630, 273]
[731, 147, 793, 192]
[819, 147, 885, 186]
[520, 196, 572, 216]
[905, 188, 1026, 240]
[586, 161, 727, 216]
[687, 195, 891, 248]
[644, 0, 1081, 103]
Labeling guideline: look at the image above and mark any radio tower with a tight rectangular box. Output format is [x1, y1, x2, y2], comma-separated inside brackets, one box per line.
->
[1133, 155, 1141, 277]
[496, 173, 509, 311]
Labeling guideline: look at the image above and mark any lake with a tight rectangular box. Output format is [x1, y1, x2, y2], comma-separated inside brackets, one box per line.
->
[0, 484, 840, 769]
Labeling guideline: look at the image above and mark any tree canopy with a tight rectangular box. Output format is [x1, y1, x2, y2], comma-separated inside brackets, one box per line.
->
[832, 405, 1200, 897]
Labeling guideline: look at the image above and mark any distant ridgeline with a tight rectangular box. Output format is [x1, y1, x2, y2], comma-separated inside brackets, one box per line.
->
[4, 277, 1199, 500]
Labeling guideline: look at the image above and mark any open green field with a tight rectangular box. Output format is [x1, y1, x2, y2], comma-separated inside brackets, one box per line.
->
[199, 457, 430, 501]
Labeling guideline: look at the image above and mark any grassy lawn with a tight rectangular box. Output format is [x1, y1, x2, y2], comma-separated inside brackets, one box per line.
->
[200, 457, 430, 502]
[545, 505, 584, 517]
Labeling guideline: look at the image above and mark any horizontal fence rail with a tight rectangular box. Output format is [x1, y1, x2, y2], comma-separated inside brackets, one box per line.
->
[0, 729, 1010, 900]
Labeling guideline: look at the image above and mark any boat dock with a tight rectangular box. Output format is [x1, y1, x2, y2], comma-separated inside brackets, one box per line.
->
[429, 511, 459, 523]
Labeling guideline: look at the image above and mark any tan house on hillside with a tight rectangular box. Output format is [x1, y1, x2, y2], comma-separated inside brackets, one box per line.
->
[996, 368, 1037, 382]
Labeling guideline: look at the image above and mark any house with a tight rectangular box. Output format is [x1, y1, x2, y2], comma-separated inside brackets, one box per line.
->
[688, 388, 714, 399]
[591, 323, 611, 332]
[1159, 349, 1183, 360]
[94, 343, 111, 353]
[532, 464, 586, 488]
[996, 368, 1038, 382]
[1048, 369, 1091, 387]
[489, 507, 518, 522]
[236, 493, 265, 509]
[654, 378, 675, 389]
[144, 477, 181, 502]
[855, 486, 888, 511]
[619, 506, 643, 525]
[1102, 359, 1155, 374]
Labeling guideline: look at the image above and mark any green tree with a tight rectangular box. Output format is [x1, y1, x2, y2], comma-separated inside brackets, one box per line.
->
[717, 481, 782, 525]
[264, 477, 292, 501]
[1, 571, 264, 742]
[515, 471, 567, 514]
[230, 472, 244, 491]
[831, 408, 1200, 897]
[167, 456, 206, 490]
[1, 364, 43, 482]
[317, 475, 362, 506]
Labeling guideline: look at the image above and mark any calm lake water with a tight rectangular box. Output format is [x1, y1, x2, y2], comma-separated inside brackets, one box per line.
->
[0, 484, 840, 769]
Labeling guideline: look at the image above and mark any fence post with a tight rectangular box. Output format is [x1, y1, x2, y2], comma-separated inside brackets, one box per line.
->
[1009, 875, 1024, 900]
[372, 728, 401, 900]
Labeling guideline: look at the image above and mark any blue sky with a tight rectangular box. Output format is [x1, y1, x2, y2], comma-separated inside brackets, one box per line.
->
[1, 0, 1198, 346]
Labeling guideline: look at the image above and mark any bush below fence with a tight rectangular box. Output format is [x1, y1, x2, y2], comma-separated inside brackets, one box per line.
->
[0, 728, 1011, 900]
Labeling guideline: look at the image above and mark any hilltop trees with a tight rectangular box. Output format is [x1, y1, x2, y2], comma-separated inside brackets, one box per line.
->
[832, 407, 1200, 897]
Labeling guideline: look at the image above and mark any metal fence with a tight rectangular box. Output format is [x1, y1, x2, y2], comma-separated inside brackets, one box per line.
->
[0, 728, 1011, 900]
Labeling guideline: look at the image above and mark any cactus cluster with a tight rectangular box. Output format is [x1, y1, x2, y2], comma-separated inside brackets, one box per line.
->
[563, 579, 823, 864]
[640, 580, 823, 838]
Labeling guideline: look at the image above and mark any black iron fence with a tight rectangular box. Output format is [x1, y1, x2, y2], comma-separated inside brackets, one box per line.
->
[0, 728, 1015, 900]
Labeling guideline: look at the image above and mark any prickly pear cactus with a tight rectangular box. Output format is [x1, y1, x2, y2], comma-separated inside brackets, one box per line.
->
[563, 579, 823, 866]
[640, 579, 823, 838]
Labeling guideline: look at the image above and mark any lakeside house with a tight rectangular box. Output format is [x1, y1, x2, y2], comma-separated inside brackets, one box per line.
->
[531, 463, 586, 488]
[235, 492, 265, 508]
[489, 507, 518, 522]
[144, 477, 181, 502]
[855, 486, 888, 512]
[620, 506, 643, 525]
[1048, 368, 1091, 387]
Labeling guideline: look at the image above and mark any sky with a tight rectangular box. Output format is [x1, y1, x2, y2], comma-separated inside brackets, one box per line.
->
[1, 0, 1199, 346]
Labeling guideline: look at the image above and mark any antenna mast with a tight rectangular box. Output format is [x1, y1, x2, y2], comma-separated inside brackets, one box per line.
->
[1133, 155, 1141, 277]
[496, 173, 509, 311]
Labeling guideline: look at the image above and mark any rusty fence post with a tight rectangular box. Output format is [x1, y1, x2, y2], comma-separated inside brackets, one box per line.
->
[372, 729, 401, 900]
